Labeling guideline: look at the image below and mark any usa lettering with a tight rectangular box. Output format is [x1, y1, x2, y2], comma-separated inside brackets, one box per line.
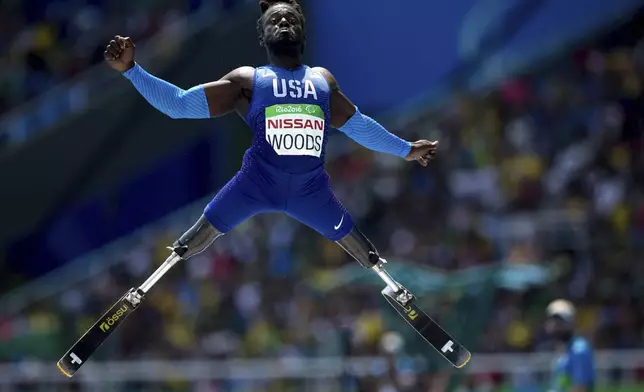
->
[273, 79, 318, 100]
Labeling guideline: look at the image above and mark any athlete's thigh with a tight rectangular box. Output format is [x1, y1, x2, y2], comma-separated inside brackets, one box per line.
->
[286, 172, 354, 241]
[204, 171, 276, 233]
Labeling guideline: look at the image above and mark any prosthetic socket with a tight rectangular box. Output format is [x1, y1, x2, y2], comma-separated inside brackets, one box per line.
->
[336, 227, 382, 268]
[336, 227, 410, 303]
[170, 215, 223, 259]
[172, 218, 382, 273]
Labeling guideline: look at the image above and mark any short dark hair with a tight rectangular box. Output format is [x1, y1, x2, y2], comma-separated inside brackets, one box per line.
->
[257, 0, 306, 50]
[259, 0, 301, 14]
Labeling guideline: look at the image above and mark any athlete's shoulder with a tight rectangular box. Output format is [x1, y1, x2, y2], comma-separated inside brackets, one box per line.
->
[255, 65, 283, 79]
[227, 66, 255, 80]
[309, 66, 339, 90]
[222, 66, 256, 90]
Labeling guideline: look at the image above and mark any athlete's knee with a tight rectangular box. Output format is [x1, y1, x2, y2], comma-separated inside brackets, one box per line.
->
[171, 215, 223, 259]
[336, 226, 381, 268]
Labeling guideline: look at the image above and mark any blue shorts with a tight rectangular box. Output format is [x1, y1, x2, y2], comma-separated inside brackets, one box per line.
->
[204, 152, 354, 241]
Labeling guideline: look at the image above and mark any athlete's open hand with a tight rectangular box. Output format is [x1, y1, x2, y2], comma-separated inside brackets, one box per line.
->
[405, 140, 438, 166]
[104, 36, 136, 73]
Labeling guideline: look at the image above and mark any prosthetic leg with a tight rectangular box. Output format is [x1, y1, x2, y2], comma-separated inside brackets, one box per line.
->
[336, 227, 413, 305]
[336, 228, 471, 368]
[58, 219, 469, 379]
[57, 215, 223, 377]
[126, 215, 223, 305]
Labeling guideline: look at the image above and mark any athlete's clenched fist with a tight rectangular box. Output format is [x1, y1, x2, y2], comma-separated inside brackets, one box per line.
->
[104, 35, 136, 73]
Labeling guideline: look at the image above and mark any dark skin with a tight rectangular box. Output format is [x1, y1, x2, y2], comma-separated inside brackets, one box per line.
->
[104, 3, 437, 165]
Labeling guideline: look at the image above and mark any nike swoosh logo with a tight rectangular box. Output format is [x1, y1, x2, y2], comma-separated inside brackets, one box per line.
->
[334, 215, 344, 230]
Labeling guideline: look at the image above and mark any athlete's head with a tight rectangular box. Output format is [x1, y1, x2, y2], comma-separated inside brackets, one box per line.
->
[545, 299, 576, 343]
[257, 1, 306, 58]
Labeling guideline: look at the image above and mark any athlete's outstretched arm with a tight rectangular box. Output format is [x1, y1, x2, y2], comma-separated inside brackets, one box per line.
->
[104, 35, 252, 118]
[312, 67, 437, 166]
[122, 65, 252, 119]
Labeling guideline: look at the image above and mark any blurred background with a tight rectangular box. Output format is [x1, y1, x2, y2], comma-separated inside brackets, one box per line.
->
[2, 0, 644, 391]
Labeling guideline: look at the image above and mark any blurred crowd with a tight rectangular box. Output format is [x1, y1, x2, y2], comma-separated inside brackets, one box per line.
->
[3, 11, 644, 392]
[468, 41, 644, 355]
[0, 0, 246, 116]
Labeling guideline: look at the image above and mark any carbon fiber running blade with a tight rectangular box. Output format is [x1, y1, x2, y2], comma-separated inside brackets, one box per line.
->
[382, 286, 471, 368]
[57, 292, 138, 377]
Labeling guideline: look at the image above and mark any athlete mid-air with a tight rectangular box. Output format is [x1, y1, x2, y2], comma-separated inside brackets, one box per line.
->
[103, 1, 436, 275]
[54, 1, 470, 378]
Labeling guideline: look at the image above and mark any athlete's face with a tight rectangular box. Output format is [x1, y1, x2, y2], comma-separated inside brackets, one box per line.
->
[545, 316, 573, 343]
[262, 4, 304, 55]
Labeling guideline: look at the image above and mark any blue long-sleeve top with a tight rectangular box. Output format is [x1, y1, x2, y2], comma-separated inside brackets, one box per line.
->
[122, 63, 210, 119]
[338, 107, 411, 158]
[123, 64, 411, 158]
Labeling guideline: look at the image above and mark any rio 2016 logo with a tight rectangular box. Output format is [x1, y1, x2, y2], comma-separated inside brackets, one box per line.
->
[99, 304, 129, 332]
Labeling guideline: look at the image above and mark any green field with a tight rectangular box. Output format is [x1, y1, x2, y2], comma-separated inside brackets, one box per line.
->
[596, 387, 642, 392]
[499, 385, 642, 392]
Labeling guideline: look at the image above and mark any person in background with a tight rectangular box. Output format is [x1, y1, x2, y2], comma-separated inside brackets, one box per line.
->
[546, 299, 595, 392]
